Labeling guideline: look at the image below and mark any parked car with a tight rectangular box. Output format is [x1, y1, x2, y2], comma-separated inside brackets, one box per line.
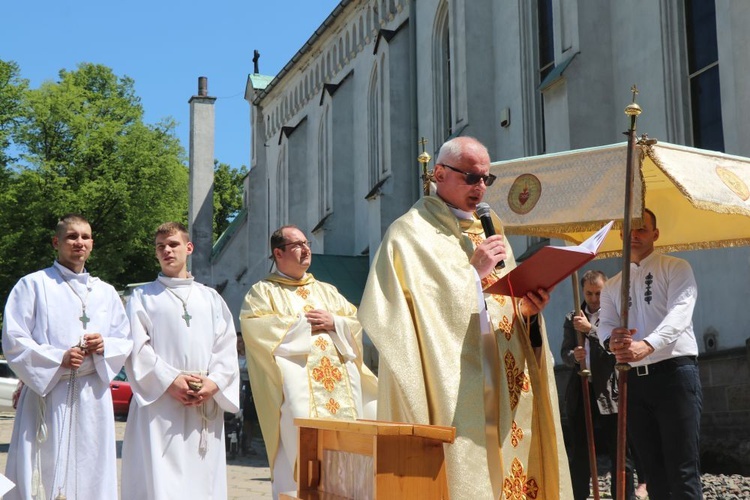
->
[110, 367, 133, 418]
[0, 359, 19, 412]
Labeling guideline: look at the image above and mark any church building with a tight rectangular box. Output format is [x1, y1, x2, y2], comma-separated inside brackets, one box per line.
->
[195, 0, 750, 471]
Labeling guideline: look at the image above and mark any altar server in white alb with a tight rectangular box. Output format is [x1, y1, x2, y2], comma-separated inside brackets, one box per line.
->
[121, 221, 239, 499]
[2, 213, 132, 500]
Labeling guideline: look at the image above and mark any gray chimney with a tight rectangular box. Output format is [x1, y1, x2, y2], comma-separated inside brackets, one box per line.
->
[188, 76, 216, 281]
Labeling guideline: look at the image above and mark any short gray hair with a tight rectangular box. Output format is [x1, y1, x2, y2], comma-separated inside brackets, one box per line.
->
[580, 270, 607, 287]
[435, 136, 489, 166]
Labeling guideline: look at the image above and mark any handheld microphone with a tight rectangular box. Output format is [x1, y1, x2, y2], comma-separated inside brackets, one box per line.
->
[475, 202, 505, 269]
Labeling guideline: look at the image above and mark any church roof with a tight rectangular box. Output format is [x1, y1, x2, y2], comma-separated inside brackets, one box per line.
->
[251, 0, 353, 105]
[308, 254, 369, 306]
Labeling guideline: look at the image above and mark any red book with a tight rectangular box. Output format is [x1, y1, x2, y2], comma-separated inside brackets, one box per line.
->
[484, 221, 614, 297]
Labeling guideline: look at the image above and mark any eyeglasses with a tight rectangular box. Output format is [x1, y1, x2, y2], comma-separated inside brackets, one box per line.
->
[276, 240, 312, 251]
[439, 164, 497, 186]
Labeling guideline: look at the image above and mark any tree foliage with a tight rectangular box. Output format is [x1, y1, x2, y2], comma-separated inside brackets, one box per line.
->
[0, 61, 188, 300]
[0, 60, 27, 168]
[213, 160, 247, 239]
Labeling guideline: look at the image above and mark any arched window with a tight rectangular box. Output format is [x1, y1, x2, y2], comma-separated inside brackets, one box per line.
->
[276, 145, 288, 226]
[685, 0, 724, 151]
[318, 106, 332, 217]
[536, 0, 554, 153]
[368, 63, 384, 188]
[433, 1, 452, 144]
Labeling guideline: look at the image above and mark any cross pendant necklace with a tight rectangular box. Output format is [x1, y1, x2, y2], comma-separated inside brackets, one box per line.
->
[55, 267, 91, 329]
[79, 309, 90, 329]
[165, 285, 193, 326]
[182, 309, 192, 326]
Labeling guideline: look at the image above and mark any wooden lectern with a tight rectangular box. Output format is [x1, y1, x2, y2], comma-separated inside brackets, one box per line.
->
[281, 418, 455, 500]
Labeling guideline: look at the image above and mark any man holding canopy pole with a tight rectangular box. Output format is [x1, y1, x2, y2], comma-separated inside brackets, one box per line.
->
[599, 208, 703, 499]
[562, 270, 636, 500]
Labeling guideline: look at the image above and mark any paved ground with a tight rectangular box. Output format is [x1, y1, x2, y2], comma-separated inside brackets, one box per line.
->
[0, 412, 273, 499]
[0, 413, 618, 499]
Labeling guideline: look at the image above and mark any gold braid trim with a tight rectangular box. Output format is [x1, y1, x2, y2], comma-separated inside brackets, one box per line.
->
[645, 144, 750, 216]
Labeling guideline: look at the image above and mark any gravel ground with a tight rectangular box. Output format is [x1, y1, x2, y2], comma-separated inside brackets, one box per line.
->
[594, 473, 750, 499]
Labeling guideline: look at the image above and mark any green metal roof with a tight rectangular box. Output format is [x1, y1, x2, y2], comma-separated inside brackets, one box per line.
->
[308, 254, 370, 306]
[211, 208, 248, 262]
[248, 74, 274, 91]
[538, 52, 579, 92]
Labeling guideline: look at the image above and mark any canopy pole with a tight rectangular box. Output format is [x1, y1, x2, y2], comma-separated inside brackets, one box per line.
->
[571, 272, 600, 500]
[615, 85, 641, 500]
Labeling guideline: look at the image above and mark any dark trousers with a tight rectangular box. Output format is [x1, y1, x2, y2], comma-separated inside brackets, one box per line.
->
[566, 384, 635, 500]
[627, 362, 703, 499]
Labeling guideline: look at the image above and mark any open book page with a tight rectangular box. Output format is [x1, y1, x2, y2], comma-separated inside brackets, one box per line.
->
[484, 221, 614, 297]
[579, 220, 614, 253]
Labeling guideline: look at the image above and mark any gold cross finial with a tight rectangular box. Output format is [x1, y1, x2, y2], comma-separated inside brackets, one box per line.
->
[417, 137, 433, 196]
[630, 85, 639, 102]
[625, 84, 642, 117]
[417, 137, 431, 165]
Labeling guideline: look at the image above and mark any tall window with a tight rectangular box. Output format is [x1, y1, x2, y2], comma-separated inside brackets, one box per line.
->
[368, 63, 384, 188]
[528, 0, 554, 247]
[433, 2, 452, 143]
[536, 0, 554, 154]
[685, 0, 724, 151]
[318, 106, 332, 217]
[537, 0, 554, 81]
[276, 145, 288, 225]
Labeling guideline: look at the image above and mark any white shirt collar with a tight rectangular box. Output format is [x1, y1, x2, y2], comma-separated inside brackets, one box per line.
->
[157, 273, 194, 288]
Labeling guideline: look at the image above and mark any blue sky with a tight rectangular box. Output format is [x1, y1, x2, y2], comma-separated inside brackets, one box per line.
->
[1, 0, 341, 171]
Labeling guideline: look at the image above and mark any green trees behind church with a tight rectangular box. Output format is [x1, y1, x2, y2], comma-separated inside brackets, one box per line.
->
[213, 160, 247, 239]
[0, 60, 243, 304]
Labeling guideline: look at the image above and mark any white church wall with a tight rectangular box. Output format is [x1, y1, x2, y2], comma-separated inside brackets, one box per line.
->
[219, 0, 750, 354]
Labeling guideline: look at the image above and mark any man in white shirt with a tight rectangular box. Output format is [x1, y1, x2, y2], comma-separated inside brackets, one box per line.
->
[599, 208, 702, 499]
[121, 222, 239, 499]
[2, 213, 132, 500]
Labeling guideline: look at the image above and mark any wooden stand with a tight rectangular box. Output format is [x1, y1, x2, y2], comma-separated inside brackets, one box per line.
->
[281, 418, 455, 500]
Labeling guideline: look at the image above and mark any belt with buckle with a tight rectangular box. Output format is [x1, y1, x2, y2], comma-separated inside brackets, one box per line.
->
[634, 355, 697, 376]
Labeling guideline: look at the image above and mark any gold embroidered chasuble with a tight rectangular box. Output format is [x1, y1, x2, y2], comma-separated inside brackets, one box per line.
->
[239, 273, 378, 478]
[359, 196, 571, 500]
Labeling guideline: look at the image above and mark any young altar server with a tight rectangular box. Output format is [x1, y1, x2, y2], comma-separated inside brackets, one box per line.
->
[121, 222, 239, 499]
[2, 213, 132, 500]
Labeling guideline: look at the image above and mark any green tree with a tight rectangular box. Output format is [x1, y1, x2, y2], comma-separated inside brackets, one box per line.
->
[0, 60, 27, 169]
[213, 160, 247, 240]
[0, 62, 188, 301]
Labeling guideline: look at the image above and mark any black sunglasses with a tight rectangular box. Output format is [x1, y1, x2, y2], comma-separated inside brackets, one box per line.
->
[439, 164, 497, 186]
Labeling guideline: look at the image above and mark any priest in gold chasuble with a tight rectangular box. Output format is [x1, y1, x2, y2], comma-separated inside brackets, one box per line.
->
[359, 137, 571, 500]
[239, 226, 378, 500]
